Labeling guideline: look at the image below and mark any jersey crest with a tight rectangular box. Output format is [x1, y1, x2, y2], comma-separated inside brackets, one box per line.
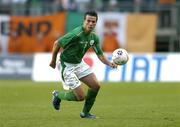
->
[90, 40, 95, 46]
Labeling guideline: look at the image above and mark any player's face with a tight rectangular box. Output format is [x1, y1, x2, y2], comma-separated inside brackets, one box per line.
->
[83, 15, 97, 33]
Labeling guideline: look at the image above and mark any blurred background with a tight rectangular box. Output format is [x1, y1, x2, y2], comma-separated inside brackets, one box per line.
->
[0, 0, 180, 81]
[1, 2, 180, 126]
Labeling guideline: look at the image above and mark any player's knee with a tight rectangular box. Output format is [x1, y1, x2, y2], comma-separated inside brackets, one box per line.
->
[76, 94, 85, 101]
[91, 83, 100, 91]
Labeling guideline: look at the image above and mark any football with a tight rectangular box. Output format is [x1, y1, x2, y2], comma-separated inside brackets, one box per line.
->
[112, 48, 129, 65]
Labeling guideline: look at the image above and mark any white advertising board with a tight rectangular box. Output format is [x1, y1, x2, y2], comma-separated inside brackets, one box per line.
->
[32, 53, 180, 82]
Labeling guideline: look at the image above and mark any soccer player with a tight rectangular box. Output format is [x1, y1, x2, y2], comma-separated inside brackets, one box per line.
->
[49, 10, 117, 119]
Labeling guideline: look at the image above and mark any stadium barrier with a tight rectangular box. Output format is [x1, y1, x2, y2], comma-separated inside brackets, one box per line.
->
[0, 54, 33, 79]
[1, 53, 179, 82]
[32, 53, 180, 82]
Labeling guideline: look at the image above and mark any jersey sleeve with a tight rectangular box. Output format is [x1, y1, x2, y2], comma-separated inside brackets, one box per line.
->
[57, 32, 76, 48]
[93, 35, 103, 56]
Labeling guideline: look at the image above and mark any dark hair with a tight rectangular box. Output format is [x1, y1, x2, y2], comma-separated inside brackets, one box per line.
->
[84, 10, 98, 21]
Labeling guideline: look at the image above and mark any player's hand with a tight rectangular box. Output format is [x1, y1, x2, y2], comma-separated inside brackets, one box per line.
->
[49, 61, 56, 69]
[110, 62, 118, 68]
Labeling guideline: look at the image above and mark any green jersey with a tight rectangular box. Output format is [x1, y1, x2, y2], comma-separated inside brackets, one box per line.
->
[58, 26, 103, 63]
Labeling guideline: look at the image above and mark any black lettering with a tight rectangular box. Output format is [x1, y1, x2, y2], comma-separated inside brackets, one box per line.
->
[17, 22, 33, 36]
[37, 21, 51, 36]
[1, 20, 52, 37]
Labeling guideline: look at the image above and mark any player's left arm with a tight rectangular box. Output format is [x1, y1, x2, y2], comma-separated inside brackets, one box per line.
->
[98, 55, 117, 68]
[92, 35, 117, 68]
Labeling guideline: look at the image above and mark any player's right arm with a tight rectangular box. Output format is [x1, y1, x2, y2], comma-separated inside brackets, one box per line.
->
[49, 30, 76, 69]
[49, 40, 61, 69]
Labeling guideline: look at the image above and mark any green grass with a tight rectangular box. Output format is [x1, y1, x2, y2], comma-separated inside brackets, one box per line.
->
[0, 80, 180, 127]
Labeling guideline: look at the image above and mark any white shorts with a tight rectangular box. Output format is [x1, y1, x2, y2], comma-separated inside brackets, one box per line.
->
[60, 60, 92, 90]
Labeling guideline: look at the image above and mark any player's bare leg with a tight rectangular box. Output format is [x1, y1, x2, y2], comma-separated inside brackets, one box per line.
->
[72, 86, 86, 101]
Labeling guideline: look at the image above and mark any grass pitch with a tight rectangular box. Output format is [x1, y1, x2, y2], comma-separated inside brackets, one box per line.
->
[0, 80, 180, 127]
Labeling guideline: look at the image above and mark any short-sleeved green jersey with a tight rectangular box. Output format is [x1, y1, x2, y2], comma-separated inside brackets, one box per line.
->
[58, 26, 103, 63]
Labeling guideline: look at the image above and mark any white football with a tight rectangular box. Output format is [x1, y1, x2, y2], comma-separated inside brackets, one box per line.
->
[112, 48, 129, 65]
